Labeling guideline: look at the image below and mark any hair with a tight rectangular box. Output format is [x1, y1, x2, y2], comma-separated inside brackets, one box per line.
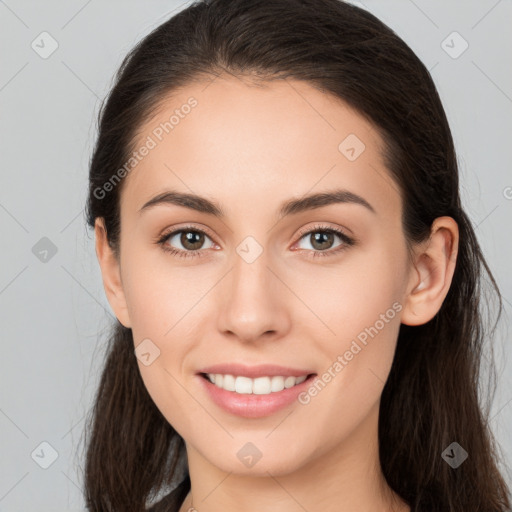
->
[81, 0, 511, 510]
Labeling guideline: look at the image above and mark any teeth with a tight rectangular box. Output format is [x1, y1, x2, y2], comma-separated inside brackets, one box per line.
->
[206, 373, 308, 394]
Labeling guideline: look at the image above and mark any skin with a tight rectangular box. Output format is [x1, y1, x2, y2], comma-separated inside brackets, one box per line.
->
[95, 74, 459, 512]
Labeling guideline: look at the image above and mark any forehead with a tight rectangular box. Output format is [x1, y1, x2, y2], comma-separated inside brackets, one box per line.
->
[121, 75, 401, 223]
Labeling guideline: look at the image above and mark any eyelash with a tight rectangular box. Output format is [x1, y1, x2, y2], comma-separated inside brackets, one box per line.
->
[155, 223, 356, 260]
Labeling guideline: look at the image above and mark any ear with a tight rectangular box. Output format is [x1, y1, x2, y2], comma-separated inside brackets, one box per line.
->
[94, 218, 132, 328]
[401, 216, 459, 326]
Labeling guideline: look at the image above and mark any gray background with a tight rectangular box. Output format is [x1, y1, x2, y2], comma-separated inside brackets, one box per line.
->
[1, 0, 511, 509]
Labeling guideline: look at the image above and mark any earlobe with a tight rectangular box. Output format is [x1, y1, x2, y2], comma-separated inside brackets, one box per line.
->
[401, 216, 459, 326]
[94, 218, 132, 328]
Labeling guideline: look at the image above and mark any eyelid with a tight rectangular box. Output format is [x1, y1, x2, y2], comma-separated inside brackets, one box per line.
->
[293, 222, 353, 244]
[157, 222, 218, 243]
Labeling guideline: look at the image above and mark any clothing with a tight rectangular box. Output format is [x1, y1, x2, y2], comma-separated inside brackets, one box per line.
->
[147, 475, 191, 512]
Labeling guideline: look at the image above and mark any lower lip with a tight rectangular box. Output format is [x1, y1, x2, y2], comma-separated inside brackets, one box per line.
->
[196, 373, 317, 418]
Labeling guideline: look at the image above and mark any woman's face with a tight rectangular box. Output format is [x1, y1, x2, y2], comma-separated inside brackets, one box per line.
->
[108, 75, 419, 476]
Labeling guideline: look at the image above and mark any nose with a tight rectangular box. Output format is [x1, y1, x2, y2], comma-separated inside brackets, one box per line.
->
[216, 242, 291, 344]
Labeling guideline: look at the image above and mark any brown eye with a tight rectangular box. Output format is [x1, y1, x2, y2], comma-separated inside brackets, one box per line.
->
[308, 231, 336, 250]
[157, 226, 216, 258]
[293, 224, 355, 259]
[178, 230, 206, 250]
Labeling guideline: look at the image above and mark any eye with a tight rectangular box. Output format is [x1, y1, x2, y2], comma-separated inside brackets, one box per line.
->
[292, 223, 355, 259]
[156, 225, 217, 259]
[155, 223, 355, 260]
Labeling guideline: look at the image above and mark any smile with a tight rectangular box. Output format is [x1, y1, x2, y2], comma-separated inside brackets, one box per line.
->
[203, 373, 309, 395]
[197, 372, 317, 418]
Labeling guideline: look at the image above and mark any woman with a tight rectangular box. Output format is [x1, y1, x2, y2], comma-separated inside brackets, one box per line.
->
[82, 0, 511, 510]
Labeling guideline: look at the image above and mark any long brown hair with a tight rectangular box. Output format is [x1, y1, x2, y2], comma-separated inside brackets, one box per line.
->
[81, 0, 511, 509]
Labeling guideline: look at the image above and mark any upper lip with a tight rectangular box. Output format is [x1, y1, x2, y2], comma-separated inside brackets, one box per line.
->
[197, 363, 316, 379]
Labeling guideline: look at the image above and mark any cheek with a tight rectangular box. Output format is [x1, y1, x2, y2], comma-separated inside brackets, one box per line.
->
[135, 354, 200, 445]
[121, 243, 203, 340]
[290, 243, 405, 339]
[122, 253, 210, 418]
[295, 277, 402, 450]
[311, 274, 401, 399]
[290, 247, 404, 404]
[123, 261, 201, 431]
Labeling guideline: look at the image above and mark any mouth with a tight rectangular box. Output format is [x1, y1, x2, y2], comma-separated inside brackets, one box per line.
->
[196, 371, 318, 419]
[199, 372, 317, 395]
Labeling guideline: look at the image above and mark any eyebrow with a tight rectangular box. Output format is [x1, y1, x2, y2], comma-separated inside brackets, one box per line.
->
[138, 188, 376, 219]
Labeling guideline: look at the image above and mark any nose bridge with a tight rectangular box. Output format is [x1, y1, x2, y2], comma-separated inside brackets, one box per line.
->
[230, 234, 274, 303]
[216, 233, 286, 340]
